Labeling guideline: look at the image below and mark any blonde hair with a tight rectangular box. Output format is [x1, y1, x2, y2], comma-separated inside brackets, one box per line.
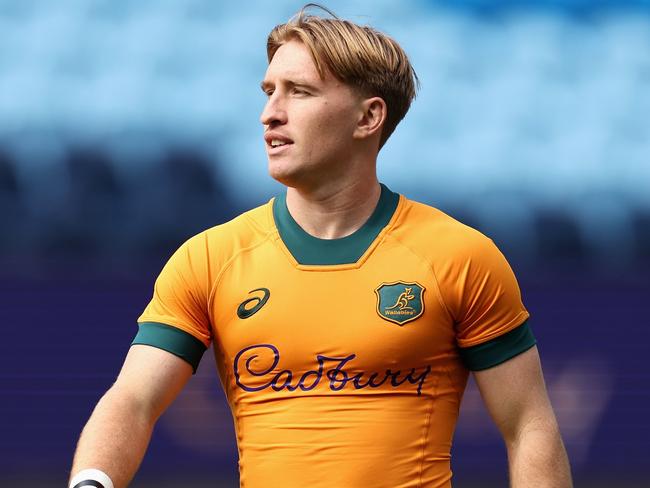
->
[267, 4, 419, 148]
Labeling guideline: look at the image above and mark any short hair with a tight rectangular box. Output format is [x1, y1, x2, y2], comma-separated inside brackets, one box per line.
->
[266, 4, 419, 148]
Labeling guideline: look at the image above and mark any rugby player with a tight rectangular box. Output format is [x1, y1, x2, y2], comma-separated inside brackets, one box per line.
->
[69, 5, 572, 488]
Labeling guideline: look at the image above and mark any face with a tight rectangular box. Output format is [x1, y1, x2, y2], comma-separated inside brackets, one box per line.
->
[260, 40, 364, 189]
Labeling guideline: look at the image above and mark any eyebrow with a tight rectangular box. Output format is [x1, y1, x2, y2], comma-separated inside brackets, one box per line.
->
[260, 79, 319, 93]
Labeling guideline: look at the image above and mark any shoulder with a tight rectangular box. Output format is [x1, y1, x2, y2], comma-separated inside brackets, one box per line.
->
[392, 196, 528, 341]
[183, 199, 276, 258]
[391, 195, 497, 263]
[161, 199, 276, 283]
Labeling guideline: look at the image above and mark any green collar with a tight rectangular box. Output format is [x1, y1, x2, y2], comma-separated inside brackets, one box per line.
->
[272, 183, 400, 266]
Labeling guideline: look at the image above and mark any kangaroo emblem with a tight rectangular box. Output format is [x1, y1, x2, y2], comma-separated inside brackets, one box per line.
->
[385, 287, 415, 311]
[375, 281, 425, 326]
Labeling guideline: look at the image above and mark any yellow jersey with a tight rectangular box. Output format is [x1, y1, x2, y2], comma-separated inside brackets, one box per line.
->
[135, 184, 533, 488]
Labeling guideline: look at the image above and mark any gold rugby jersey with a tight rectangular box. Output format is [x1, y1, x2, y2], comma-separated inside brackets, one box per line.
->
[135, 184, 534, 488]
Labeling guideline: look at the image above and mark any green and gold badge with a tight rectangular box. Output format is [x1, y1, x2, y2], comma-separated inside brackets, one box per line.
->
[375, 281, 425, 325]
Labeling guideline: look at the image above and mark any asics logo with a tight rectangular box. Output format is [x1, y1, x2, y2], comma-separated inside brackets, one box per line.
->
[237, 288, 270, 319]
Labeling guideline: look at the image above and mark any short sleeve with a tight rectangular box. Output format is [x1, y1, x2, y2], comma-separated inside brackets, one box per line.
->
[435, 230, 530, 349]
[137, 233, 213, 348]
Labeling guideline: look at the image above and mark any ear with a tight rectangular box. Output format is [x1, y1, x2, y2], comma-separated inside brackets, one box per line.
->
[353, 96, 387, 142]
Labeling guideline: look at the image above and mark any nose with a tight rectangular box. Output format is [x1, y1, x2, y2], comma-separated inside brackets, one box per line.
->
[260, 92, 287, 127]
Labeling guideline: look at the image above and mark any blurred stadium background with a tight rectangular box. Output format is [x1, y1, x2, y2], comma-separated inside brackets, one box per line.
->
[0, 0, 648, 486]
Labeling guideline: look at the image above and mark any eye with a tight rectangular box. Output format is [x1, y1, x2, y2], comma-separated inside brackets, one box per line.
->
[292, 87, 309, 95]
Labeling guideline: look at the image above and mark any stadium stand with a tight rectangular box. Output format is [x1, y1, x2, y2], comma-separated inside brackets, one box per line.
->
[0, 0, 648, 269]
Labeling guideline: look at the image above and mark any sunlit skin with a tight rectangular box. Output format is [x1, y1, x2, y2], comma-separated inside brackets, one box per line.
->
[260, 40, 387, 239]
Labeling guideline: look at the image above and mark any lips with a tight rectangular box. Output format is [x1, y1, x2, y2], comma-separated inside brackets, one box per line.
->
[267, 143, 292, 156]
[264, 132, 294, 152]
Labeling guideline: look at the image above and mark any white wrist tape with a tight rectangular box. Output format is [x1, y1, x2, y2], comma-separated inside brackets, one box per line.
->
[69, 468, 114, 488]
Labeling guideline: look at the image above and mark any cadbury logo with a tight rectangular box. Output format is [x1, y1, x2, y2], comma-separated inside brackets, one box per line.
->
[234, 344, 431, 396]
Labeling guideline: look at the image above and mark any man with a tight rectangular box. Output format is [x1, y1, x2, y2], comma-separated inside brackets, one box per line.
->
[69, 6, 572, 488]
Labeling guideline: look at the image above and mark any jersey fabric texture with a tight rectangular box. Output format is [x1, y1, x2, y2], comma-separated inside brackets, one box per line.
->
[135, 184, 534, 488]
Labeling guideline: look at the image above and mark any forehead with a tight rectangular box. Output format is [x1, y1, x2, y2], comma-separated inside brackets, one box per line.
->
[263, 40, 326, 84]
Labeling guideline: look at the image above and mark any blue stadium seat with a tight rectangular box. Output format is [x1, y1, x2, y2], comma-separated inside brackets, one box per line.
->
[1, 0, 649, 267]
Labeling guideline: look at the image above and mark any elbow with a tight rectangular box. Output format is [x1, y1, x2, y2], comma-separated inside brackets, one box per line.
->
[503, 412, 563, 450]
[98, 383, 160, 428]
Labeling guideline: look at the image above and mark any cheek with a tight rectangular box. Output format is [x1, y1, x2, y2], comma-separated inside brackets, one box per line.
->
[310, 105, 357, 143]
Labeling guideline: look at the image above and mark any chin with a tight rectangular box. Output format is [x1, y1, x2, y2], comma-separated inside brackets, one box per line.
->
[268, 160, 303, 187]
[268, 163, 296, 187]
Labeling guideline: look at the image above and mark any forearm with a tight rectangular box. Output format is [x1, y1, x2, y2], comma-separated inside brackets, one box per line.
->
[70, 386, 156, 488]
[506, 417, 572, 488]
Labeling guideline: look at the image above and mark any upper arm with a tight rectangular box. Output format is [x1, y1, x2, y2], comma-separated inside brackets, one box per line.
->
[111, 344, 194, 421]
[473, 345, 557, 444]
[435, 228, 530, 350]
[138, 234, 214, 349]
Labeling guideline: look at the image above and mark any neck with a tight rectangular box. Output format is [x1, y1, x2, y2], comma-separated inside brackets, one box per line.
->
[285, 176, 382, 239]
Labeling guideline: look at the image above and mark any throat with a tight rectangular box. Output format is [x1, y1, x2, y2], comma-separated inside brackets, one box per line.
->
[272, 183, 400, 266]
[286, 183, 382, 239]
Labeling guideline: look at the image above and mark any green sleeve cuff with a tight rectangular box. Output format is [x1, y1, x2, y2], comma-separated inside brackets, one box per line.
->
[460, 320, 536, 371]
[132, 322, 207, 374]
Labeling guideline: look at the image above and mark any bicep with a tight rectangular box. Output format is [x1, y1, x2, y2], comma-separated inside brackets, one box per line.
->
[473, 346, 556, 443]
[112, 344, 194, 420]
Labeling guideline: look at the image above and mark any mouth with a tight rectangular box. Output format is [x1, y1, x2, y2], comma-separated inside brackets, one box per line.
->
[265, 135, 294, 155]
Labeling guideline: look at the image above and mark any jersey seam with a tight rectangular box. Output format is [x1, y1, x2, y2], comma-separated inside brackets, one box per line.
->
[417, 366, 442, 487]
[206, 229, 276, 321]
[243, 201, 273, 234]
[213, 331, 235, 404]
[204, 214, 274, 464]
[205, 227, 273, 407]
[169, 207, 273, 340]
[384, 232, 455, 325]
[213, 326, 242, 463]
